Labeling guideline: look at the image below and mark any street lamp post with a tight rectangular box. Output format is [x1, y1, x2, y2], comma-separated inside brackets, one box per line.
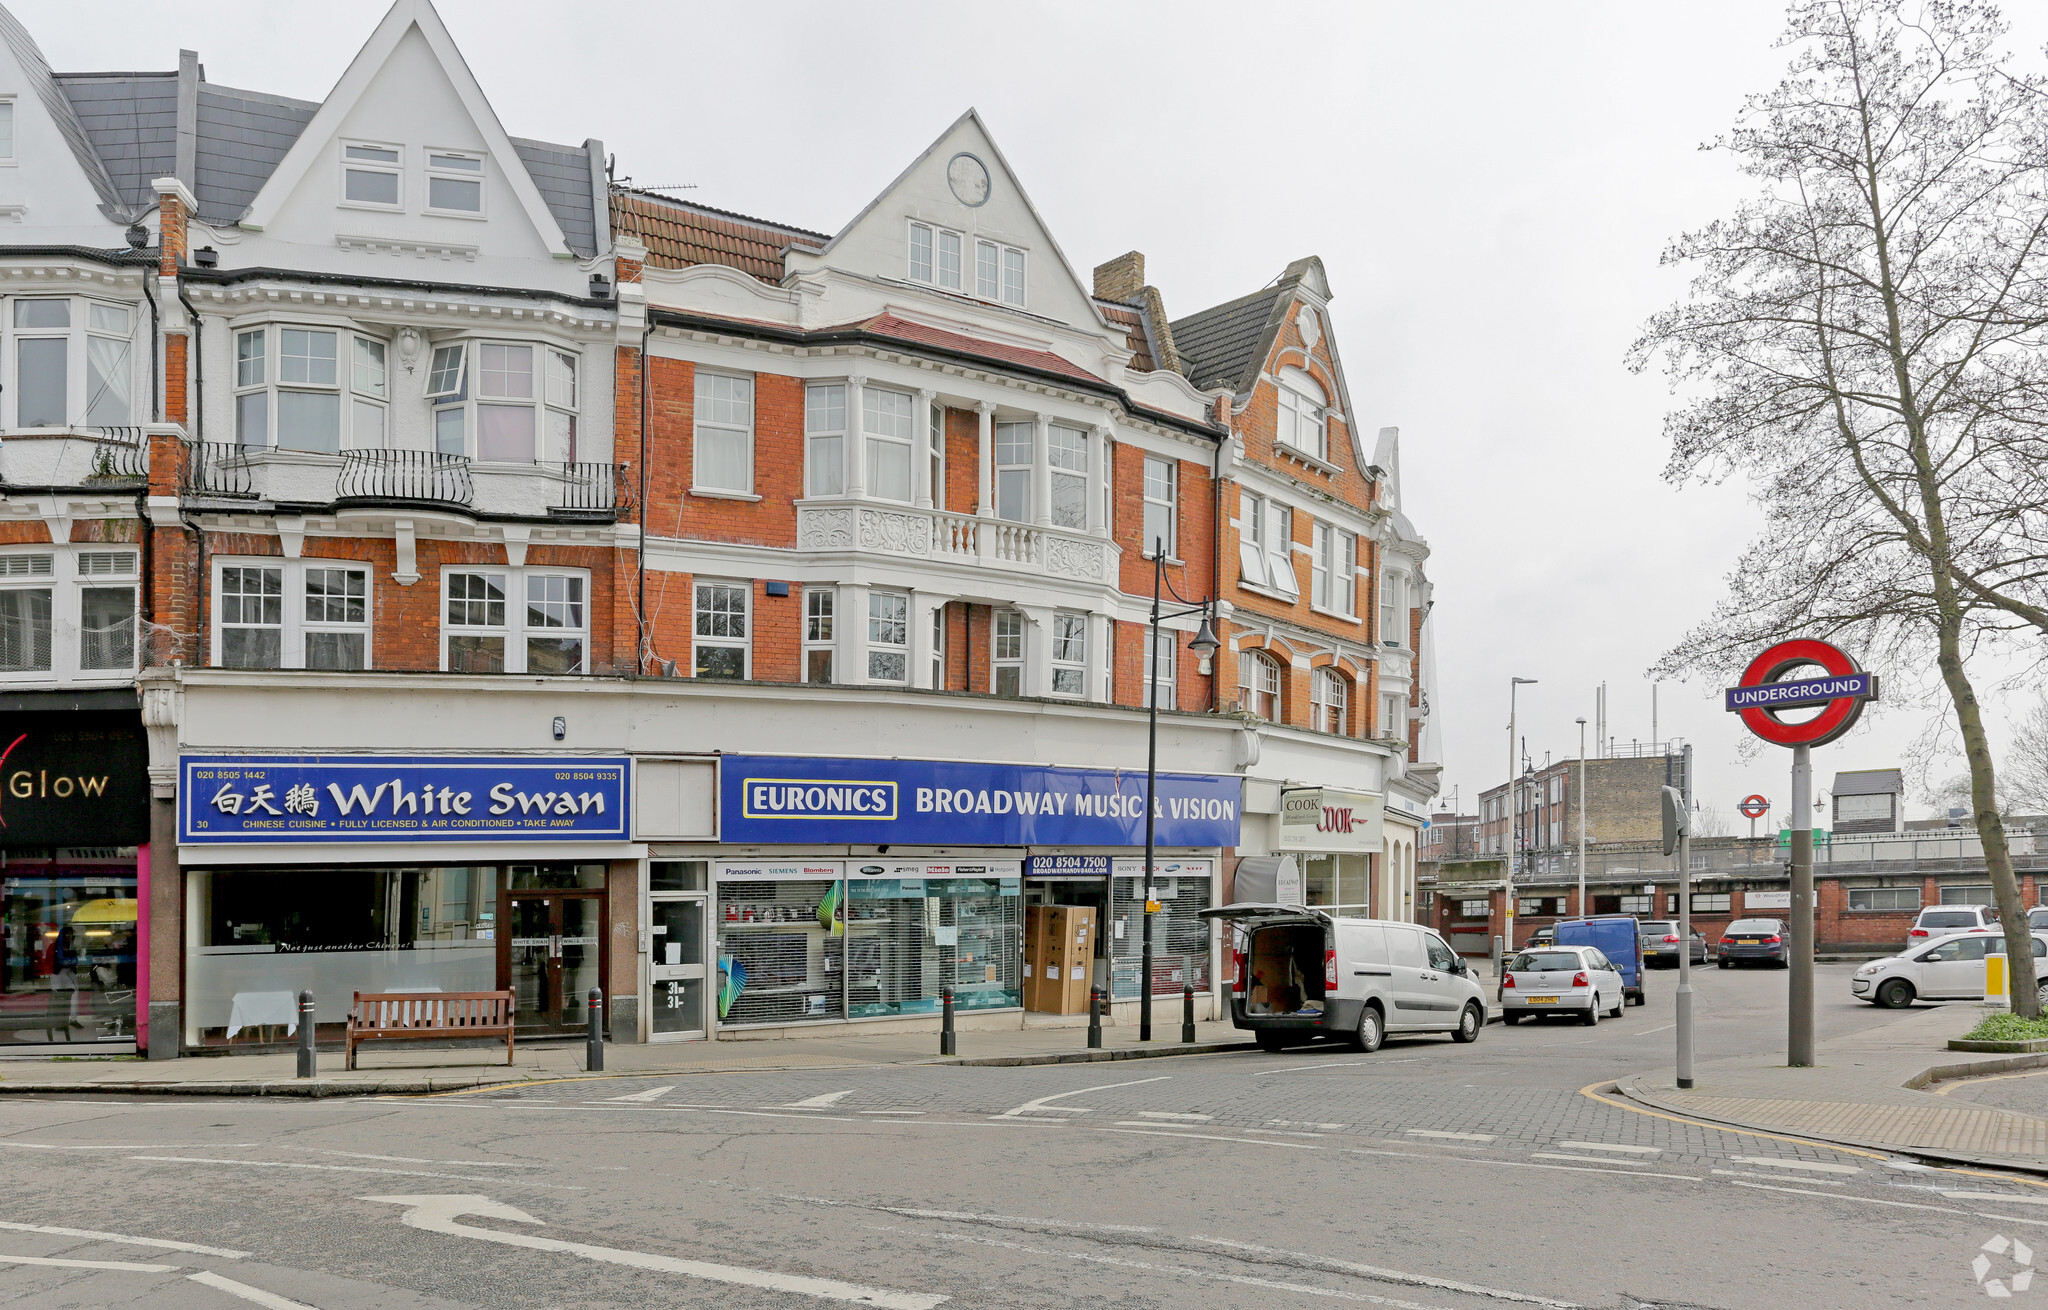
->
[1505, 678, 1537, 957]
[1140, 537, 1219, 1042]
[1576, 716, 1588, 917]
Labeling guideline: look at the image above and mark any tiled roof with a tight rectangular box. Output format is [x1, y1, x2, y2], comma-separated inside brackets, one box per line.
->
[1, 8, 125, 215]
[1096, 299, 1156, 372]
[611, 191, 825, 283]
[192, 83, 316, 223]
[510, 137, 597, 259]
[859, 314, 1102, 384]
[54, 72, 177, 211]
[1170, 284, 1287, 393]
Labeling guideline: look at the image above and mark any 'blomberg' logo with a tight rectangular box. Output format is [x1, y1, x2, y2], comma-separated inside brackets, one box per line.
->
[742, 780, 899, 821]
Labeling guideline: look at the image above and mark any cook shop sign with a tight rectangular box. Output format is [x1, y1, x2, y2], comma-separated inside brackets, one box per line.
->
[181, 755, 630, 844]
[720, 755, 1241, 847]
[1277, 787, 1385, 853]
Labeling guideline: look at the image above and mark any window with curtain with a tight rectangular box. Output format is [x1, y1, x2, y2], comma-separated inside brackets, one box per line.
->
[806, 384, 846, 496]
[1311, 668, 1348, 734]
[694, 372, 753, 493]
[864, 388, 915, 502]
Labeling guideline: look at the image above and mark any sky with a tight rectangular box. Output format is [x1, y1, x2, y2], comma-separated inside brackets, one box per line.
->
[22, 0, 2047, 831]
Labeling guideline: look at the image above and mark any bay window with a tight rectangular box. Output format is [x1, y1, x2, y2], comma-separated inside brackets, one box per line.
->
[420, 339, 579, 462]
[694, 371, 753, 493]
[864, 388, 915, 502]
[992, 610, 1023, 696]
[995, 421, 1032, 522]
[868, 592, 908, 683]
[1048, 425, 1088, 529]
[233, 326, 390, 453]
[805, 384, 846, 496]
[476, 342, 534, 462]
[1050, 612, 1086, 697]
[1381, 570, 1406, 646]
[10, 298, 137, 429]
[804, 588, 834, 683]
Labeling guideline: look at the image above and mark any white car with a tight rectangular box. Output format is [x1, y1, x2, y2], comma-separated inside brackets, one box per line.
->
[1499, 945, 1625, 1025]
[1852, 929, 2048, 1008]
[1905, 904, 1999, 949]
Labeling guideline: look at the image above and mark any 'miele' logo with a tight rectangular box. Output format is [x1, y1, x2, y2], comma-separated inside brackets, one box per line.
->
[0, 732, 112, 827]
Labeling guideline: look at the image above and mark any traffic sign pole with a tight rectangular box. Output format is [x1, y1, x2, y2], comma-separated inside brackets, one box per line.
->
[1677, 745, 1695, 1089]
[1789, 744, 1815, 1067]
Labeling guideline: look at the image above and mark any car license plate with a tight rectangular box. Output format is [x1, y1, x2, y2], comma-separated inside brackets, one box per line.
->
[1525, 996, 1558, 1004]
[1739, 939, 1759, 945]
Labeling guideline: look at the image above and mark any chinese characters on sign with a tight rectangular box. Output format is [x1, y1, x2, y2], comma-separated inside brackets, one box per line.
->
[181, 756, 632, 843]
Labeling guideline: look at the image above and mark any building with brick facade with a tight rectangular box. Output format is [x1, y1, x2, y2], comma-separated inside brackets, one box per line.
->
[0, 0, 1440, 1057]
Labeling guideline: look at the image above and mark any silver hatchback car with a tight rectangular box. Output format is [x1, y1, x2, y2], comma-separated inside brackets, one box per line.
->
[1499, 945, 1626, 1026]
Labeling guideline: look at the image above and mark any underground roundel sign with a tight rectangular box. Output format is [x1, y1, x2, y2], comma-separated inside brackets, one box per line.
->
[1723, 638, 1878, 748]
[1738, 794, 1770, 820]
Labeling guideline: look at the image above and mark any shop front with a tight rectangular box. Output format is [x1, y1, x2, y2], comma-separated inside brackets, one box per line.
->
[665, 754, 1240, 1037]
[0, 706, 149, 1050]
[176, 753, 637, 1047]
[1276, 785, 1384, 916]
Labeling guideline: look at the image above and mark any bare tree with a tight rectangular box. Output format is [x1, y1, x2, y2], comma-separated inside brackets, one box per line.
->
[1633, 0, 2048, 1013]
[2006, 695, 2048, 812]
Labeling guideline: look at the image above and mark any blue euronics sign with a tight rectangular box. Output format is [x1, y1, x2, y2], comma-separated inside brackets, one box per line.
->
[180, 755, 631, 844]
[1722, 671, 1876, 713]
[720, 755, 1241, 847]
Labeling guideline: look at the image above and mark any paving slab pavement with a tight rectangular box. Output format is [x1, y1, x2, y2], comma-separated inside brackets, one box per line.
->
[1618, 1001, 2048, 1172]
[0, 1017, 1260, 1096]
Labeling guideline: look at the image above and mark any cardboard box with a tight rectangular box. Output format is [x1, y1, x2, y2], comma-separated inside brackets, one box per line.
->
[1024, 905, 1097, 1014]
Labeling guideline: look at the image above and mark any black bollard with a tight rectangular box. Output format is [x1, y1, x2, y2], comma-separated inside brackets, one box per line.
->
[1181, 982, 1196, 1044]
[586, 987, 604, 1072]
[295, 990, 316, 1078]
[1087, 985, 1103, 1050]
[940, 987, 956, 1056]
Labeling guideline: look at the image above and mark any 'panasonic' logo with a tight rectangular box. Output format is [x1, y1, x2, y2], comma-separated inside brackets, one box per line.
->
[742, 780, 898, 821]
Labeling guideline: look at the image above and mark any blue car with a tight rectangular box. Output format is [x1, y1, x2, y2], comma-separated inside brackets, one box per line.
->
[1554, 916, 1647, 1006]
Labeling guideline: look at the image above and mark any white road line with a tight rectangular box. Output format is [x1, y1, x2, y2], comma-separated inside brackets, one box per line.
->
[606, 1086, 675, 1103]
[1632, 1024, 1676, 1036]
[0, 1141, 259, 1151]
[288, 1148, 544, 1168]
[1244, 1128, 1326, 1138]
[1113, 1121, 1196, 1129]
[1530, 1154, 1649, 1167]
[995, 1075, 1170, 1118]
[1097, 1127, 1319, 1149]
[1136, 1111, 1212, 1121]
[1371, 1139, 1484, 1151]
[0, 1253, 180, 1272]
[703, 1109, 867, 1124]
[367, 1194, 945, 1309]
[0, 1218, 248, 1257]
[1554, 1142, 1661, 1155]
[1249, 1061, 1376, 1075]
[1942, 1191, 2048, 1208]
[1728, 1156, 1863, 1176]
[1273, 1120, 1347, 1130]
[1727, 1180, 1961, 1211]
[860, 1111, 925, 1116]
[1378, 1153, 1701, 1182]
[187, 1271, 320, 1308]
[1189, 1234, 1584, 1309]
[1405, 1130, 1493, 1141]
[1977, 1212, 2048, 1229]
[909, 1227, 1456, 1310]
[781, 1091, 856, 1109]
[1711, 1170, 1846, 1186]
[126, 1156, 584, 1190]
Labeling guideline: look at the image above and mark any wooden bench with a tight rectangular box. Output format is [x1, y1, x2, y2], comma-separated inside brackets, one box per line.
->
[346, 991, 515, 1070]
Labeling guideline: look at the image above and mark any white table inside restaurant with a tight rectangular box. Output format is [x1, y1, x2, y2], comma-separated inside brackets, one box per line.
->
[225, 990, 301, 1038]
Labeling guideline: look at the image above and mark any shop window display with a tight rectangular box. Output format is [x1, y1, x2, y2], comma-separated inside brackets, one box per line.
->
[847, 874, 1021, 1017]
[1108, 859, 1213, 1001]
[0, 851, 138, 1045]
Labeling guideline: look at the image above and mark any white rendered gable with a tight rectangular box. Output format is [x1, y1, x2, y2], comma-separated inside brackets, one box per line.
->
[0, 9, 128, 239]
[236, 0, 570, 263]
[787, 109, 1107, 336]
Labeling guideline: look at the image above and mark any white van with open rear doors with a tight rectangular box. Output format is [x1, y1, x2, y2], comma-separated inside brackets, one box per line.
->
[1200, 903, 1487, 1053]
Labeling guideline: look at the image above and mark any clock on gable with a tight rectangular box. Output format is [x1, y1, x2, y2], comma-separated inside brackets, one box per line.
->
[947, 152, 991, 207]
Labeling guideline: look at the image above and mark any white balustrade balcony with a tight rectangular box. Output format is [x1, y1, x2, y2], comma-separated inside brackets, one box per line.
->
[796, 501, 1118, 585]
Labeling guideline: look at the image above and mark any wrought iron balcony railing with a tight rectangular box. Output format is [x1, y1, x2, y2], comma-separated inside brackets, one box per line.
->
[335, 449, 473, 509]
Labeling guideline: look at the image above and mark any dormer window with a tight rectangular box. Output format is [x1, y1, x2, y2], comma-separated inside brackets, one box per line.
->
[341, 142, 402, 209]
[1277, 366, 1328, 462]
[425, 151, 485, 216]
[909, 221, 1027, 306]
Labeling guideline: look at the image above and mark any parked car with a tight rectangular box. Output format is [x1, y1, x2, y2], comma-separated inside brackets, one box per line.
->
[1906, 904, 1999, 949]
[1203, 905, 1488, 1053]
[1500, 945, 1626, 1025]
[1556, 915, 1647, 1006]
[1852, 930, 2048, 1008]
[1718, 918, 1791, 968]
[1638, 920, 1708, 967]
[1525, 925, 1557, 948]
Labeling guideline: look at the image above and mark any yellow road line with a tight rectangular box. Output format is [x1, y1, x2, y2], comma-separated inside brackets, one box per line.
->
[1931, 1067, 2048, 1096]
[1577, 1079, 2048, 1188]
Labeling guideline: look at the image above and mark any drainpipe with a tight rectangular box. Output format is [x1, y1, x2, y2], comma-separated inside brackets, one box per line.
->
[176, 277, 207, 665]
[1209, 407, 1228, 712]
[637, 316, 652, 674]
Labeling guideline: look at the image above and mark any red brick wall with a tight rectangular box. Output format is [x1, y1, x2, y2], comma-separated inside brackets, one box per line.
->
[944, 407, 980, 513]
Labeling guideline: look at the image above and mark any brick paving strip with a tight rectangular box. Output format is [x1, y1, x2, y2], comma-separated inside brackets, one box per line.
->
[1617, 1005, 2048, 1173]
